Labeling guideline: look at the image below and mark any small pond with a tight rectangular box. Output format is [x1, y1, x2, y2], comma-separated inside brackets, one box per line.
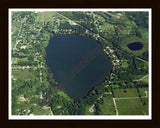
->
[127, 42, 143, 51]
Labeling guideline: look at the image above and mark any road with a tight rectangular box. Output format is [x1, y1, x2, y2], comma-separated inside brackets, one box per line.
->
[115, 96, 147, 100]
[56, 12, 151, 65]
[54, 12, 149, 116]
[12, 66, 32, 69]
[136, 57, 148, 63]
[106, 12, 120, 19]
[133, 74, 148, 81]
[55, 12, 109, 42]
[89, 92, 111, 113]
[12, 16, 26, 64]
[13, 17, 25, 52]
[112, 98, 119, 115]
[39, 62, 43, 83]
[115, 91, 148, 100]
[56, 12, 91, 31]
[12, 63, 43, 83]
[88, 91, 120, 115]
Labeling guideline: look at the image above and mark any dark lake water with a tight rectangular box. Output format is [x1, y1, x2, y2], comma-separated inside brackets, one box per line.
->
[127, 42, 143, 51]
[45, 34, 112, 99]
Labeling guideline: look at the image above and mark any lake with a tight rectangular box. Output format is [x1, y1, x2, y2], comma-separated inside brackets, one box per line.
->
[45, 34, 112, 99]
[127, 42, 143, 51]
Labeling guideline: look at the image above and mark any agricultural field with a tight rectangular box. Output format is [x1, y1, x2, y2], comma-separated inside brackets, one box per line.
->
[138, 87, 148, 97]
[97, 94, 116, 115]
[113, 88, 139, 98]
[12, 69, 35, 80]
[17, 100, 52, 115]
[116, 97, 148, 115]
[121, 35, 148, 56]
[36, 11, 63, 21]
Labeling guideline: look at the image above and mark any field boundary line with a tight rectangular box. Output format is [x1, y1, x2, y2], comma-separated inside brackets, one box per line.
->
[113, 98, 119, 115]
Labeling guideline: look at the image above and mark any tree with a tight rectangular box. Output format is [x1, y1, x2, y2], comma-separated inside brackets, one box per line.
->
[24, 93, 30, 98]
[95, 104, 102, 115]
[28, 55, 34, 61]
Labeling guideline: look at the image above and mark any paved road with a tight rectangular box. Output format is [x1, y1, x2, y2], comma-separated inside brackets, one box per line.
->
[136, 57, 149, 63]
[12, 66, 39, 69]
[115, 91, 148, 100]
[133, 74, 148, 81]
[115, 96, 147, 100]
[13, 17, 25, 52]
[89, 92, 111, 113]
[12, 66, 31, 69]
[56, 12, 109, 43]
[106, 12, 120, 19]
[112, 98, 119, 115]
[12, 16, 26, 64]
[39, 62, 43, 83]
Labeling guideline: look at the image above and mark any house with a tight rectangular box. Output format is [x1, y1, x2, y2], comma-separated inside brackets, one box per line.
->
[86, 13, 92, 16]
[40, 94, 43, 99]
[70, 22, 77, 25]
[20, 45, 27, 49]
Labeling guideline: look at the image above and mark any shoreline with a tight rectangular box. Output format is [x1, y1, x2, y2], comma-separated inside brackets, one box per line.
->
[44, 33, 114, 100]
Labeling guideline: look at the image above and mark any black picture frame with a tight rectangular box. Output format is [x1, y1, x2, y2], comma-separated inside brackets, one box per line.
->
[0, 0, 159, 128]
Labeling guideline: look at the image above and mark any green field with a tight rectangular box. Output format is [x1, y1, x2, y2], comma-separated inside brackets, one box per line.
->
[116, 97, 148, 115]
[140, 75, 149, 84]
[101, 22, 115, 34]
[57, 91, 72, 101]
[17, 101, 51, 115]
[121, 34, 148, 56]
[11, 38, 16, 49]
[138, 87, 148, 97]
[97, 94, 116, 115]
[121, 60, 129, 67]
[12, 20, 22, 48]
[31, 105, 52, 115]
[37, 11, 63, 22]
[139, 28, 149, 44]
[113, 88, 139, 98]
[12, 69, 34, 80]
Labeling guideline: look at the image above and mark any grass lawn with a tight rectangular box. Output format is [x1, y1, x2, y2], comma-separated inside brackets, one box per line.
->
[12, 69, 34, 80]
[111, 83, 121, 89]
[17, 100, 52, 115]
[104, 22, 114, 28]
[37, 12, 56, 21]
[57, 91, 72, 101]
[113, 88, 139, 98]
[121, 35, 148, 56]
[116, 97, 148, 115]
[141, 75, 149, 84]
[12, 38, 16, 49]
[139, 28, 148, 44]
[138, 87, 148, 97]
[102, 23, 115, 33]
[98, 94, 116, 115]
[37, 11, 63, 22]
[12, 21, 22, 48]
[121, 60, 129, 67]
[16, 57, 29, 62]
[32, 105, 51, 115]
